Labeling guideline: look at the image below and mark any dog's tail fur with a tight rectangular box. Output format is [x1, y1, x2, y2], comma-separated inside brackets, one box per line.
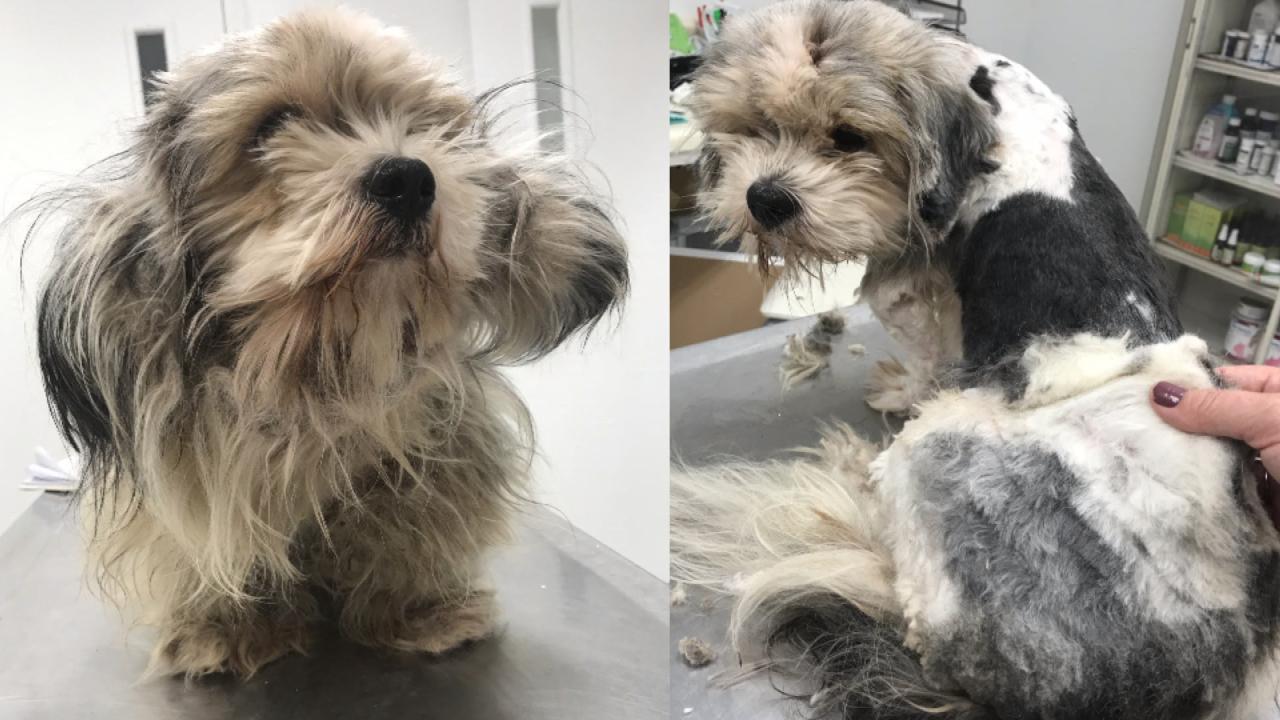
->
[671, 424, 991, 719]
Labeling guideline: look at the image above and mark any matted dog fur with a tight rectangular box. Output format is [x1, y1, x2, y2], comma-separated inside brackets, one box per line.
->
[22, 9, 626, 677]
[673, 1, 1280, 718]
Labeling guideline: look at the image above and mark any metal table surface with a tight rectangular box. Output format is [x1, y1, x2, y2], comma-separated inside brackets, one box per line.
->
[0, 494, 667, 720]
[669, 305, 902, 720]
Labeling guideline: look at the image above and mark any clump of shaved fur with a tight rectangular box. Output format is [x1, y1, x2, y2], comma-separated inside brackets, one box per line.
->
[678, 636, 717, 667]
[19, 8, 627, 678]
[779, 310, 850, 389]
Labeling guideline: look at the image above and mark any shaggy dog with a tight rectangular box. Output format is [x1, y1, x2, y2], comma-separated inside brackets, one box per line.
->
[673, 2, 1280, 718]
[24, 9, 626, 677]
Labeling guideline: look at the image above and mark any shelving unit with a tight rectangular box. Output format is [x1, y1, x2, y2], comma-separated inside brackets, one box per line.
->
[1152, 242, 1276, 300]
[1145, 0, 1280, 364]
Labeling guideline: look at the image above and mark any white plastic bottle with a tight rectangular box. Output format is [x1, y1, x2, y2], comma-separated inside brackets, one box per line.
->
[1193, 94, 1239, 158]
[1250, 0, 1280, 36]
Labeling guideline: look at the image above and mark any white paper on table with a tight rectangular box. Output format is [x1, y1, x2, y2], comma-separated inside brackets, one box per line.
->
[21, 446, 80, 493]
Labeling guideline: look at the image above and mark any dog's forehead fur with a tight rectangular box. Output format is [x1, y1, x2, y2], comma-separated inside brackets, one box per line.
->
[691, 0, 948, 140]
[147, 9, 472, 183]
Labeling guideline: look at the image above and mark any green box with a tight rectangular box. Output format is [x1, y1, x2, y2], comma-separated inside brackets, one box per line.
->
[1179, 191, 1244, 256]
[1166, 193, 1190, 241]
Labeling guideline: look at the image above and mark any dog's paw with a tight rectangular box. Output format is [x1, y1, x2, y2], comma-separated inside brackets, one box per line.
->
[387, 591, 499, 654]
[866, 359, 925, 414]
[153, 612, 310, 679]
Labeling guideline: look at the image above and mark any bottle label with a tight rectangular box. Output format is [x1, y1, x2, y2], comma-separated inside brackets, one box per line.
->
[1193, 118, 1218, 155]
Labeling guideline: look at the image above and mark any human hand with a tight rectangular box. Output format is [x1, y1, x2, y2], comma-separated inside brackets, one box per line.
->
[1152, 366, 1280, 528]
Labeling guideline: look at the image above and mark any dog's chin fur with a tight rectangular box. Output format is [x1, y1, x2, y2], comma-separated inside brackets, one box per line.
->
[22, 8, 627, 678]
[675, 1, 1280, 718]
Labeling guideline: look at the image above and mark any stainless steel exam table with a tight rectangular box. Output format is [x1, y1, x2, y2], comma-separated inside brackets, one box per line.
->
[0, 494, 667, 719]
[669, 304, 902, 720]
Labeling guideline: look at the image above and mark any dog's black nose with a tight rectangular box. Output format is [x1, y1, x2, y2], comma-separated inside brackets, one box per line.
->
[364, 156, 435, 222]
[746, 179, 800, 229]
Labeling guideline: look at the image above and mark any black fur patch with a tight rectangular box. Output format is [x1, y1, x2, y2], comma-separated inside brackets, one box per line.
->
[968, 66, 999, 114]
[944, 132, 1182, 379]
[768, 597, 996, 720]
[915, 87, 998, 232]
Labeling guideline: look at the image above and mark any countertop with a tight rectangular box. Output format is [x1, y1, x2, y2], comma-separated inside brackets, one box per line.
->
[669, 305, 901, 719]
[0, 492, 667, 720]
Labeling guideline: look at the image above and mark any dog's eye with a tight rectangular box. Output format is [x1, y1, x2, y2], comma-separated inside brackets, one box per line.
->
[831, 125, 868, 153]
[251, 105, 302, 147]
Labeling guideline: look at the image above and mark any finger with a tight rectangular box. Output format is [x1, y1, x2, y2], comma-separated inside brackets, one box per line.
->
[1217, 365, 1280, 393]
[1151, 382, 1280, 449]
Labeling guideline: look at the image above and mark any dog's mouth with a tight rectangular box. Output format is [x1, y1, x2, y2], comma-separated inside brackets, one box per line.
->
[363, 211, 438, 260]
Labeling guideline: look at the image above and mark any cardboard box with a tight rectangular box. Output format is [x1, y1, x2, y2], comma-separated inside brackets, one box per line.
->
[1165, 193, 1190, 242]
[1169, 189, 1245, 257]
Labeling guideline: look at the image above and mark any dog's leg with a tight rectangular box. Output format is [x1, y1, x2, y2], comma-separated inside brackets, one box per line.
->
[152, 587, 317, 678]
[84, 492, 318, 678]
[860, 263, 962, 414]
[313, 480, 510, 655]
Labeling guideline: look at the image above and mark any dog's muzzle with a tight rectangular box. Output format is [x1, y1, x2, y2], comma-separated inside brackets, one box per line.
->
[363, 156, 436, 225]
[746, 179, 799, 230]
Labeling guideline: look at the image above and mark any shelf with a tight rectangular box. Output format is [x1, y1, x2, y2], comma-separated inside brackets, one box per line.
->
[1195, 55, 1280, 88]
[669, 150, 698, 167]
[1153, 241, 1278, 300]
[669, 246, 755, 263]
[1172, 152, 1280, 200]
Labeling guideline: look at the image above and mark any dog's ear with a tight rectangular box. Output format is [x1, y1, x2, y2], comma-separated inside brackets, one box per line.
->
[36, 193, 182, 483]
[470, 153, 629, 363]
[903, 72, 999, 237]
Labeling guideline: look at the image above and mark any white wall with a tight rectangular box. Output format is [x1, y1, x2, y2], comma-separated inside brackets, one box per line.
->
[472, 0, 671, 580]
[0, 0, 226, 534]
[964, 0, 1185, 209]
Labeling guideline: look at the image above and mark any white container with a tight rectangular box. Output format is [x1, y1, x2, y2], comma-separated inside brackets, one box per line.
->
[1225, 298, 1271, 361]
[1265, 334, 1280, 367]
[1263, 259, 1280, 287]
[1235, 30, 1253, 60]
[1244, 251, 1268, 276]
[1193, 95, 1239, 158]
[1251, 0, 1280, 37]
[1237, 136, 1258, 174]
[1249, 29, 1271, 62]
[1254, 141, 1277, 175]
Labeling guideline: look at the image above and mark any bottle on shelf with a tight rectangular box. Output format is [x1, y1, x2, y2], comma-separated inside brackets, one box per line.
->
[1212, 221, 1231, 263]
[1236, 108, 1261, 174]
[1249, 0, 1280, 37]
[1252, 112, 1280, 174]
[1192, 94, 1239, 158]
[1249, 28, 1272, 63]
[1219, 117, 1244, 164]
[1238, 212, 1255, 259]
[1224, 227, 1241, 266]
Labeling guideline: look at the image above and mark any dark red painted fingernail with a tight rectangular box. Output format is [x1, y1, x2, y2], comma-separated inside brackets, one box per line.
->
[1153, 382, 1186, 408]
